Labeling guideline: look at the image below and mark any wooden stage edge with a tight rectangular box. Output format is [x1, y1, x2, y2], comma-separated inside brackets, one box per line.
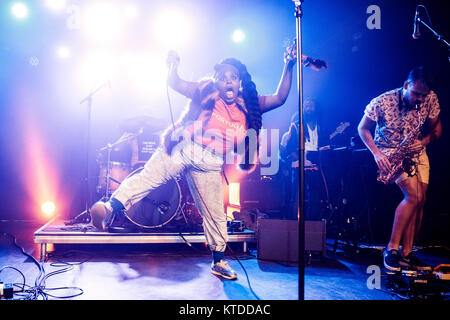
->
[34, 218, 256, 261]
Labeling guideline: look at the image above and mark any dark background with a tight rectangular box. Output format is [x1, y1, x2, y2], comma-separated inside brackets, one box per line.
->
[0, 0, 448, 244]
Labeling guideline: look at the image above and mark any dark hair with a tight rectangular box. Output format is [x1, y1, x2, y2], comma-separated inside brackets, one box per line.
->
[407, 66, 436, 90]
[216, 58, 262, 135]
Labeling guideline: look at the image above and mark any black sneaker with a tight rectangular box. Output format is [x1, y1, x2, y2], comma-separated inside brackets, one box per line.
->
[401, 253, 432, 271]
[383, 249, 402, 271]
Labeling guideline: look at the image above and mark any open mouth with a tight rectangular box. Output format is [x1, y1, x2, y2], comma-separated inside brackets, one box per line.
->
[225, 88, 235, 99]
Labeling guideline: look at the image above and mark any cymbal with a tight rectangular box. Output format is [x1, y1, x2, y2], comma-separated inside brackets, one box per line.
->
[119, 116, 168, 133]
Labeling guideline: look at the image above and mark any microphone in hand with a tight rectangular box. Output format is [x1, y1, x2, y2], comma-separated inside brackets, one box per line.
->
[166, 50, 180, 71]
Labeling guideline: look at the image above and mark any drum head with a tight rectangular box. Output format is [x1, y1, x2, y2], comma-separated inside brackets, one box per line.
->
[123, 167, 181, 229]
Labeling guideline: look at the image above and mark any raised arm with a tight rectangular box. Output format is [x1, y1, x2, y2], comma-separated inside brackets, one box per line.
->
[260, 42, 327, 114]
[166, 51, 199, 99]
[260, 59, 296, 114]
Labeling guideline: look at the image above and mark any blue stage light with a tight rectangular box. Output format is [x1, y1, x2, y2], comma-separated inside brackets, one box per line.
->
[11, 2, 29, 19]
[232, 29, 246, 43]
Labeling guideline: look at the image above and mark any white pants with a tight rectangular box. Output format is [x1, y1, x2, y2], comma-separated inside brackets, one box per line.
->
[111, 140, 228, 252]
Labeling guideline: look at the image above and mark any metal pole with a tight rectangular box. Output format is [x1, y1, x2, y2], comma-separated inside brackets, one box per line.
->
[294, 0, 305, 301]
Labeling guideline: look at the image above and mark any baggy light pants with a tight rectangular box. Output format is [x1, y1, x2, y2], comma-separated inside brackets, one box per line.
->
[111, 140, 228, 252]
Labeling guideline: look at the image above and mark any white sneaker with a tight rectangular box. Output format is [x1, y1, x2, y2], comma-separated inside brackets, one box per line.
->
[211, 260, 238, 280]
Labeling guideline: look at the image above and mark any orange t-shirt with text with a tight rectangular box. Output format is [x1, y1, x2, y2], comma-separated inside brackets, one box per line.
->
[189, 98, 248, 154]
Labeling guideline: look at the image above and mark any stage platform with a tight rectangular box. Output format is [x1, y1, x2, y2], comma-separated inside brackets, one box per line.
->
[34, 218, 256, 261]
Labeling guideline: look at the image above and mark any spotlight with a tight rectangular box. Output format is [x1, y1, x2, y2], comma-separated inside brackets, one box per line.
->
[11, 2, 29, 19]
[45, 0, 66, 12]
[56, 45, 71, 59]
[232, 29, 246, 43]
[229, 182, 240, 206]
[41, 201, 56, 216]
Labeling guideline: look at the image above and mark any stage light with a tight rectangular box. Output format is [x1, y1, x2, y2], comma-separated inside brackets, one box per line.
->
[41, 201, 56, 216]
[56, 45, 71, 59]
[11, 2, 29, 19]
[152, 8, 192, 49]
[232, 29, 246, 43]
[226, 206, 239, 221]
[45, 0, 66, 12]
[83, 2, 124, 43]
[229, 182, 240, 206]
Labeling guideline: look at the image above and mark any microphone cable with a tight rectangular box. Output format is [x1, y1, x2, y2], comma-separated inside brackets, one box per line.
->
[0, 232, 84, 300]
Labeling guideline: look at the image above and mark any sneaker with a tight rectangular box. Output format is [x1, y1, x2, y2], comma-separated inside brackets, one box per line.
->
[90, 201, 113, 231]
[383, 249, 402, 272]
[401, 252, 432, 271]
[211, 260, 238, 280]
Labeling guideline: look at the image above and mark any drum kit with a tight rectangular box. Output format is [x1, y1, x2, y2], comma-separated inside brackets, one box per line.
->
[91, 117, 203, 232]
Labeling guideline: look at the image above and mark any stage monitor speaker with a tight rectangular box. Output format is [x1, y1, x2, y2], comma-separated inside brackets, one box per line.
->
[257, 219, 326, 262]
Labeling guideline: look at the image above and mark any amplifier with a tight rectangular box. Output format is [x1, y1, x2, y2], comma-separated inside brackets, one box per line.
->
[239, 179, 286, 211]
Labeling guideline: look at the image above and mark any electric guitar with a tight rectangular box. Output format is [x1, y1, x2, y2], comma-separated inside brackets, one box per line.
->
[329, 122, 350, 140]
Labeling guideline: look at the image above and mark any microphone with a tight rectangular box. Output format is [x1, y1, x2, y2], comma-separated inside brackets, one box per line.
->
[412, 7, 421, 40]
[166, 51, 179, 72]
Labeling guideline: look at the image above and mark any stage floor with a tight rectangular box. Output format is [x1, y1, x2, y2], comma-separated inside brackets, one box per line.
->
[33, 218, 255, 262]
[1, 220, 449, 300]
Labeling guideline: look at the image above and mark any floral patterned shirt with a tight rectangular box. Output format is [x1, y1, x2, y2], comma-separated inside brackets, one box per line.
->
[364, 88, 440, 156]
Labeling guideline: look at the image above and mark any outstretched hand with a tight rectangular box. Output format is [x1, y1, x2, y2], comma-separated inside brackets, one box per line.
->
[166, 50, 180, 70]
[284, 42, 297, 66]
[283, 39, 328, 71]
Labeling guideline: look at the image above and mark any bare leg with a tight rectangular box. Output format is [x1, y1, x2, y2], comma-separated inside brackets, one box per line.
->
[401, 181, 427, 257]
[386, 176, 424, 254]
[414, 182, 428, 240]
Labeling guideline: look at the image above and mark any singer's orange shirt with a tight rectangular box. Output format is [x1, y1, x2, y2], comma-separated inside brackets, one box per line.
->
[188, 98, 248, 154]
[182, 80, 268, 155]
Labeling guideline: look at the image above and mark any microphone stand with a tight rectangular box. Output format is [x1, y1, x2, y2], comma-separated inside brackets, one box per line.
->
[69, 81, 110, 225]
[293, 0, 305, 301]
[417, 16, 450, 61]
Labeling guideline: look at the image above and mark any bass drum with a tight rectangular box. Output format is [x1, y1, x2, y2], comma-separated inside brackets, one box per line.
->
[123, 167, 182, 229]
